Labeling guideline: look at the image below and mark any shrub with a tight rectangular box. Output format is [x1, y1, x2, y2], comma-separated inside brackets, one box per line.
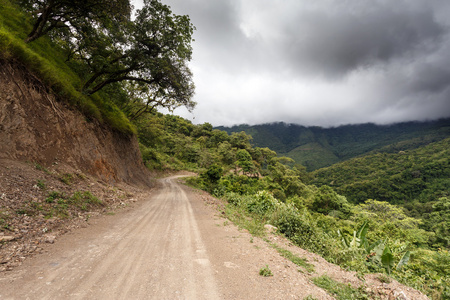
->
[271, 204, 303, 239]
[246, 190, 278, 215]
[259, 265, 273, 277]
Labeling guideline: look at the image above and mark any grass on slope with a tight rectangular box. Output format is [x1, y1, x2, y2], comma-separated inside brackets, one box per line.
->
[0, 0, 135, 135]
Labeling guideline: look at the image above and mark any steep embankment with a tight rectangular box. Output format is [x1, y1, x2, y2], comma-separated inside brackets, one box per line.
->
[0, 60, 150, 187]
[0, 59, 153, 271]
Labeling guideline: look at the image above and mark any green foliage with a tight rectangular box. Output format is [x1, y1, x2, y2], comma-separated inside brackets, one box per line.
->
[338, 221, 369, 250]
[19, 0, 131, 43]
[235, 149, 257, 176]
[312, 138, 450, 207]
[380, 245, 394, 275]
[338, 220, 412, 276]
[0, 210, 11, 231]
[269, 243, 315, 273]
[221, 197, 266, 236]
[45, 191, 66, 203]
[246, 191, 278, 215]
[75, 0, 196, 119]
[312, 275, 368, 300]
[271, 204, 303, 239]
[218, 119, 450, 171]
[36, 179, 46, 190]
[59, 173, 74, 185]
[395, 249, 450, 299]
[352, 200, 433, 247]
[190, 154, 446, 299]
[0, 0, 136, 134]
[259, 265, 273, 277]
[1, 0, 197, 134]
[70, 191, 103, 210]
[204, 164, 223, 184]
[41, 190, 102, 218]
[311, 185, 352, 218]
[426, 196, 450, 248]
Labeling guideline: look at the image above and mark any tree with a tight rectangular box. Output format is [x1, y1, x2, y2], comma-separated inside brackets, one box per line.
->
[218, 141, 235, 166]
[204, 164, 223, 184]
[77, 0, 195, 114]
[20, 0, 131, 43]
[427, 197, 450, 248]
[236, 149, 256, 176]
[311, 185, 352, 218]
[230, 131, 252, 150]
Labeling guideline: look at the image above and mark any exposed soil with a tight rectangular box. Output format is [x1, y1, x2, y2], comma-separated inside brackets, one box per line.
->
[0, 158, 150, 272]
[0, 59, 151, 188]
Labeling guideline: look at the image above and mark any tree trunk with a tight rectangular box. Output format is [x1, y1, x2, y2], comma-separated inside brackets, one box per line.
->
[25, 1, 55, 43]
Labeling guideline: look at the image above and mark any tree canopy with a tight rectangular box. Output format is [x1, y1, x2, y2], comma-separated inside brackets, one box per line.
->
[20, 0, 131, 43]
[21, 0, 196, 116]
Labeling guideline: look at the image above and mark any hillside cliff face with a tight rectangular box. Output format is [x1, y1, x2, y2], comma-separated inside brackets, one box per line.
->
[0, 60, 151, 187]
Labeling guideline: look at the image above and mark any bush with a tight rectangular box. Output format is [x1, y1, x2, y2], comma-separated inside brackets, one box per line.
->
[271, 204, 303, 238]
[246, 191, 278, 215]
[311, 185, 352, 218]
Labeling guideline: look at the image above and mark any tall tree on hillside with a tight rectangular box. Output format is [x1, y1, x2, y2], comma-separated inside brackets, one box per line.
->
[77, 0, 196, 114]
[20, 0, 131, 43]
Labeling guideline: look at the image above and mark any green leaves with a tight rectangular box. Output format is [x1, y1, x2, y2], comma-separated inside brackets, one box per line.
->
[396, 250, 411, 271]
[338, 221, 369, 250]
[381, 246, 394, 275]
[338, 222, 411, 275]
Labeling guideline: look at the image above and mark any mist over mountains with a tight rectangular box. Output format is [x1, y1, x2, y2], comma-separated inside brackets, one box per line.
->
[217, 118, 450, 171]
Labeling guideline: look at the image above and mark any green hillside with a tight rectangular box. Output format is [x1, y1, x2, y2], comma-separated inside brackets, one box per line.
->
[312, 137, 450, 205]
[217, 119, 450, 171]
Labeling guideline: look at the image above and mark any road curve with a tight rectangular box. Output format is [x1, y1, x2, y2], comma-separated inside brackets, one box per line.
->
[0, 176, 220, 299]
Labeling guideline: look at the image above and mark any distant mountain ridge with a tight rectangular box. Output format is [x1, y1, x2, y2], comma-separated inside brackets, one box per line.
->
[216, 118, 450, 171]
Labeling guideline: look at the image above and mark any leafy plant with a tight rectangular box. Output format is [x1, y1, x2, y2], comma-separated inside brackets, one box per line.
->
[259, 265, 273, 277]
[59, 173, 74, 185]
[45, 191, 65, 203]
[36, 179, 46, 190]
[0, 211, 11, 231]
[378, 274, 392, 283]
[34, 163, 50, 174]
[338, 221, 369, 251]
[69, 191, 103, 210]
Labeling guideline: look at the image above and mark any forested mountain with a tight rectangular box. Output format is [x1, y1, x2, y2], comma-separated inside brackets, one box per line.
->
[312, 137, 450, 205]
[217, 119, 450, 171]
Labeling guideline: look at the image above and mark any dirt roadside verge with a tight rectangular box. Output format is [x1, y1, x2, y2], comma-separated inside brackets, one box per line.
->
[0, 158, 152, 272]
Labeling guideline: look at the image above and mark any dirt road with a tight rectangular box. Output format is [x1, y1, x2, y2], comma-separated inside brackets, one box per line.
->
[0, 177, 222, 299]
[0, 176, 427, 299]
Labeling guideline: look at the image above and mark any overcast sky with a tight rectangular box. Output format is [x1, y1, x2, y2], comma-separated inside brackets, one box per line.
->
[136, 0, 450, 127]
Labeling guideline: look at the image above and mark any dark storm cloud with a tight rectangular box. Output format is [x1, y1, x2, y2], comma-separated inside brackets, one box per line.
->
[280, 2, 446, 78]
[136, 0, 450, 126]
